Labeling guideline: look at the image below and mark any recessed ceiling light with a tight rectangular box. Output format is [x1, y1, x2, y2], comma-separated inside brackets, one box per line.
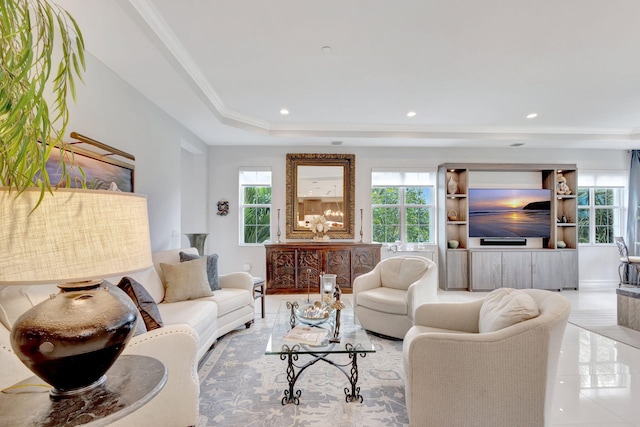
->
[510, 143, 525, 147]
[331, 141, 343, 146]
[407, 111, 416, 117]
[322, 46, 332, 54]
[280, 109, 289, 115]
[526, 113, 538, 119]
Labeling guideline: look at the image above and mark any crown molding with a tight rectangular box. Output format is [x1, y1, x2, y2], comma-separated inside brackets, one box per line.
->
[126, 0, 640, 146]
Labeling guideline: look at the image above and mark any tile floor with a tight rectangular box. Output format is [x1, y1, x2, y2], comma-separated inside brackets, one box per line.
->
[257, 284, 640, 426]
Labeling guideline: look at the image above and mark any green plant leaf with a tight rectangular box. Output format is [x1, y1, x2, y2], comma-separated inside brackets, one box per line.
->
[0, 0, 86, 199]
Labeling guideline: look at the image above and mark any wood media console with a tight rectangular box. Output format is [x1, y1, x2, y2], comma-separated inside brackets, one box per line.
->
[264, 242, 381, 294]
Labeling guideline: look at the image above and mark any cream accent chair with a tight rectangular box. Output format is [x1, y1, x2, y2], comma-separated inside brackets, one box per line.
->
[353, 256, 437, 339]
[403, 289, 570, 427]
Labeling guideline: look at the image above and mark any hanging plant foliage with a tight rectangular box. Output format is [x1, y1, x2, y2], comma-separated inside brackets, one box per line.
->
[0, 0, 85, 198]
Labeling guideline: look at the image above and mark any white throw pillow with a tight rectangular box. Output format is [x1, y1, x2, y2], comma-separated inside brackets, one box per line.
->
[478, 288, 539, 333]
[160, 257, 213, 303]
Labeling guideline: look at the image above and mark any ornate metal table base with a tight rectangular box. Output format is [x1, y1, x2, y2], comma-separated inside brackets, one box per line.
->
[279, 342, 367, 405]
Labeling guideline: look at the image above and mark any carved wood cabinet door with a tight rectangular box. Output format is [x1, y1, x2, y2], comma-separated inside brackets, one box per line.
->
[325, 249, 351, 289]
[265, 243, 381, 294]
[352, 247, 379, 279]
[268, 250, 296, 290]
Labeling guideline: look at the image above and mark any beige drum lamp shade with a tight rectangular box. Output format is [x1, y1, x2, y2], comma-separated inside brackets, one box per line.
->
[0, 188, 152, 284]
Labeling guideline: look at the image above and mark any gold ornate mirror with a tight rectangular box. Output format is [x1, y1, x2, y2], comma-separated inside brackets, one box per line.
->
[286, 153, 355, 239]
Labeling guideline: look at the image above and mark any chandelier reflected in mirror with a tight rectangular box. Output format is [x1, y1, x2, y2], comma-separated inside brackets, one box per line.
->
[324, 185, 343, 222]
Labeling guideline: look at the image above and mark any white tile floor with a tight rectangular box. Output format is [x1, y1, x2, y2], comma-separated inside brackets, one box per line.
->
[258, 284, 640, 426]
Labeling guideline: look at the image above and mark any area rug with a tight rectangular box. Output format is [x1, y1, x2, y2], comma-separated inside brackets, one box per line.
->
[196, 316, 408, 427]
[569, 309, 640, 350]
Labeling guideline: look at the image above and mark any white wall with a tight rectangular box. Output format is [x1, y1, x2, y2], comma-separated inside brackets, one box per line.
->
[65, 54, 208, 251]
[208, 145, 629, 287]
[63, 54, 627, 287]
[180, 144, 209, 250]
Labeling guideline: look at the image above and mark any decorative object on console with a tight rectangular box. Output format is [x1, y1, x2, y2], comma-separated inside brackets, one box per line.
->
[447, 176, 458, 194]
[359, 208, 364, 242]
[217, 200, 229, 216]
[277, 208, 282, 243]
[309, 215, 330, 241]
[0, 188, 153, 397]
[184, 233, 209, 256]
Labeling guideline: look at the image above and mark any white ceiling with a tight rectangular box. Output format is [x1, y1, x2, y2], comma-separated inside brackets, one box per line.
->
[57, 0, 640, 149]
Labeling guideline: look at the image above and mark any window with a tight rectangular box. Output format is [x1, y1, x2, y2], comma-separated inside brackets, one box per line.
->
[577, 187, 623, 244]
[371, 170, 435, 244]
[240, 169, 272, 245]
[577, 170, 626, 245]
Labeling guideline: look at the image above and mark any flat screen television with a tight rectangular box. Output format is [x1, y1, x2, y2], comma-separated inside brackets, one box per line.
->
[468, 188, 551, 238]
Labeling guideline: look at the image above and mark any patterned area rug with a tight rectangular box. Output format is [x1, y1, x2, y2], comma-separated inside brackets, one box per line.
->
[196, 316, 408, 427]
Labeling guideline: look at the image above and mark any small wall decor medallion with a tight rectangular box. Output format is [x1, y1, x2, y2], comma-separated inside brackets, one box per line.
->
[217, 200, 229, 216]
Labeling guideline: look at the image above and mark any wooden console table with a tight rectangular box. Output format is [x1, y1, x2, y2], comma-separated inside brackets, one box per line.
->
[265, 242, 381, 294]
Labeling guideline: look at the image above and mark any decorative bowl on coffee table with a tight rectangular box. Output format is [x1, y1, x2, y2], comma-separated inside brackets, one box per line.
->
[295, 301, 333, 326]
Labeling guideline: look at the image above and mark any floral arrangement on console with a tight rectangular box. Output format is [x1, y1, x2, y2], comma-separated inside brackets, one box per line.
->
[309, 215, 330, 241]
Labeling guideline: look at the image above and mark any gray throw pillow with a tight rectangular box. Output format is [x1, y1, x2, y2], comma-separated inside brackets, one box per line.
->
[179, 251, 220, 291]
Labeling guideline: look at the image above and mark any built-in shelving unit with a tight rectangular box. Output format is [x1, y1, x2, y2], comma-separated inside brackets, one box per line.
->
[438, 163, 579, 291]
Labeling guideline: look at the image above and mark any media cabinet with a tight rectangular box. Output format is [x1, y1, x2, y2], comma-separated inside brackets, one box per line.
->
[264, 242, 381, 294]
[438, 163, 578, 291]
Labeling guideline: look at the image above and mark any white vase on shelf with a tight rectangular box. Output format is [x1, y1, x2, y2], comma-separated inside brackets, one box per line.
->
[447, 176, 458, 194]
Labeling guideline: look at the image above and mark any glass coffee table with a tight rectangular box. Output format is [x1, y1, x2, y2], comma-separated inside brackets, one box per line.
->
[265, 299, 375, 405]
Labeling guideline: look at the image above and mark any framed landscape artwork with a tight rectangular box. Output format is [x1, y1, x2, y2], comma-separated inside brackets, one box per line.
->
[46, 146, 134, 192]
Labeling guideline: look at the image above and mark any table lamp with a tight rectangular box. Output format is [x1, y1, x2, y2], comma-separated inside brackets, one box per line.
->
[0, 188, 153, 397]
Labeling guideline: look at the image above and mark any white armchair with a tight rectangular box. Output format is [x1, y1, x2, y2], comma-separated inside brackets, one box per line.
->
[403, 289, 570, 427]
[113, 324, 199, 427]
[353, 256, 437, 339]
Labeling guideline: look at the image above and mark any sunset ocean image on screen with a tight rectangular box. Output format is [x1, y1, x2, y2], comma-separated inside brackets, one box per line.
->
[468, 189, 551, 238]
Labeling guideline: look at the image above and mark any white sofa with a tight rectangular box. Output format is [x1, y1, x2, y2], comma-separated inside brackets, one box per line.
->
[136, 247, 255, 361]
[0, 247, 254, 427]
